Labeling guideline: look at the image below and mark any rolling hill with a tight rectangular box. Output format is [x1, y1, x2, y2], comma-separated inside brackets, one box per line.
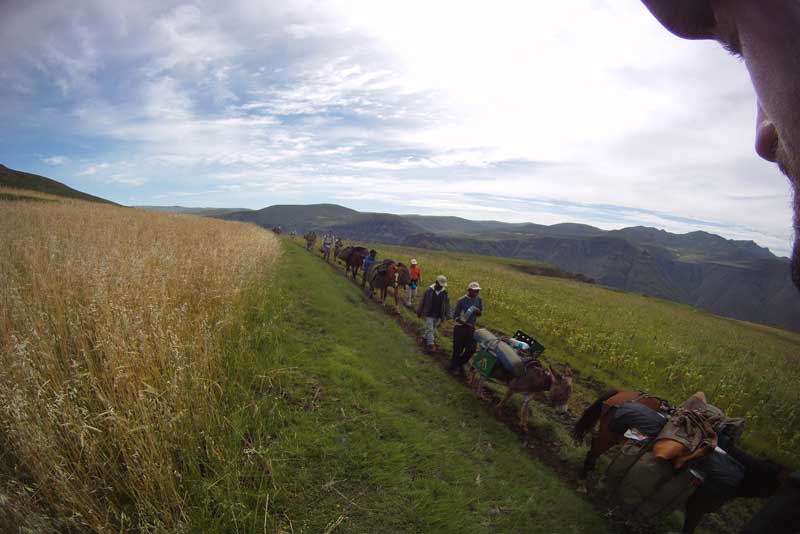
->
[223, 204, 800, 331]
[136, 205, 252, 217]
[3, 159, 795, 331]
[0, 164, 116, 204]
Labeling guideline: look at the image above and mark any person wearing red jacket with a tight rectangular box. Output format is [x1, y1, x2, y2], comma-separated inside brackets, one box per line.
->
[406, 258, 421, 307]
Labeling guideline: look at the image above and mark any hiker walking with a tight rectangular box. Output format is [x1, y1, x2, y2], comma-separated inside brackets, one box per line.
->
[416, 275, 451, 352]
[448, 281, 483, 375]
[322, 231, 334, 262]
[362, 249, 377, 288]
[405, 258, 421, 307]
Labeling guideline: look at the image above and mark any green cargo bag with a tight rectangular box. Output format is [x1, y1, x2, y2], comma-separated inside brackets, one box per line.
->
[602, 436, 652, 496]
[635, 463, 702, 520]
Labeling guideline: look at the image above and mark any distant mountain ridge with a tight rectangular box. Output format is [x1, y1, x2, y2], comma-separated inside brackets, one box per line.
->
[3, 162, 795, 332]
[0, 164, 116, 205]
[136, 206, 253, 217]
[222, 203, 799, 331]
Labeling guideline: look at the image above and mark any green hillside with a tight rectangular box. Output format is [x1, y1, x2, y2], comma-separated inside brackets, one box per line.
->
[0, 164, 116, 204]
[368, 242, 800, 466]
[136, 205, 252, 216]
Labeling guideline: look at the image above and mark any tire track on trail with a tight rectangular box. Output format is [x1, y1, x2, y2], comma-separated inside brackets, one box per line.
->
[298, 239, 664, 534]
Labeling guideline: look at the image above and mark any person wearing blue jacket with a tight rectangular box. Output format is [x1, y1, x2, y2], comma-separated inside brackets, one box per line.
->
[448, 281, 483, 375]
[361, 249, 377, 287]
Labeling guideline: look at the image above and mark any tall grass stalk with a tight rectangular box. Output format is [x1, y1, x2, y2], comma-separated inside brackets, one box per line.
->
[0, 199, 280, 531]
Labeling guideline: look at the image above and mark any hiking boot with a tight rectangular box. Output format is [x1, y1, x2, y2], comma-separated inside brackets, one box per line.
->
[450, 366, 466, 378]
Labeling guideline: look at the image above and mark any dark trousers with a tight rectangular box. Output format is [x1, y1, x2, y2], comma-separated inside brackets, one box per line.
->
[450, 324, 477, 370]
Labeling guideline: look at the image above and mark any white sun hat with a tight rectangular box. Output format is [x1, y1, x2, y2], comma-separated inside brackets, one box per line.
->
[410, 259, 418, 265]
[468, 281, 481, 290]
[436, 275, 447, 287]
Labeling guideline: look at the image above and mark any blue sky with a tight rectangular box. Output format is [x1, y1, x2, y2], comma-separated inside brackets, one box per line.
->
[0, 0, 794, 256]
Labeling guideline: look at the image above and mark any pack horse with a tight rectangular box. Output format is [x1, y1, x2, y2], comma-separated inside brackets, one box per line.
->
[337, 246, 369, 280]
[571, 389, 788, 533]
[365, 259, 411, 306]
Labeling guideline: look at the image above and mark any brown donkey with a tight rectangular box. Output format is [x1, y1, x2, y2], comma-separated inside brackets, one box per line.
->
[492, 363, 574, 431]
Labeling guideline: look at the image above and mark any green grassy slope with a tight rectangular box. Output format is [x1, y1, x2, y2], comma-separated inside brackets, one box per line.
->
[372, 243, 800, 466]
[0, 164, 116, 204]
[196, 240, 605, 533]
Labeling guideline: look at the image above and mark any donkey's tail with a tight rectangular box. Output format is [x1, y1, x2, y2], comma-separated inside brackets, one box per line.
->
[572, 389, 619, 444]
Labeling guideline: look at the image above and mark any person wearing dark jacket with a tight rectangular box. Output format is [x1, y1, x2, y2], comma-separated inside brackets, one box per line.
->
[448, 281, 483, 375]
[416, 275, 451, 351]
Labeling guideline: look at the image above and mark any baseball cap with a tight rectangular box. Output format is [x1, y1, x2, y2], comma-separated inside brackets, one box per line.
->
[436, 275, 447, 287]
[468, 281, 481, 290]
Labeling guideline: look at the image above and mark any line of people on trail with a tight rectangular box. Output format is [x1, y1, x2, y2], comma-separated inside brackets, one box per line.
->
[319, 230, 342, 263]
[323, 243, 483, 375]
[359, 249, 484, 376]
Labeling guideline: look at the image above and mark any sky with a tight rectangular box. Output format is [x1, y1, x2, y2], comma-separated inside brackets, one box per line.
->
[0, 1, 794, 256]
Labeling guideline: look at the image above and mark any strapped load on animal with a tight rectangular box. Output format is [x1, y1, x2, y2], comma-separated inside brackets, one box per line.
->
[608, 400, 670, 438]
[472, 328, 543, 378]
[375, 259, 393, 274]
[602, 392, 747, 521]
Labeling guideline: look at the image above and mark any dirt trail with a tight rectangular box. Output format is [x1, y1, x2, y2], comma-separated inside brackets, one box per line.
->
[305, 243, 666, 534]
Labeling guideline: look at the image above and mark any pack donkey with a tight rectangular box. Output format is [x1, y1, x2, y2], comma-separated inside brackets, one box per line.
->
[571, 389, 791, 533]
[482, 361, 573, 431]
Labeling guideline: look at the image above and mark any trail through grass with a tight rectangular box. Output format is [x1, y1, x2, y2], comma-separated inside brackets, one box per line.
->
[197, 241, 606, 533]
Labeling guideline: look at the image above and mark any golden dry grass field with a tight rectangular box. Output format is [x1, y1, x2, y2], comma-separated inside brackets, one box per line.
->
[0, 194, 280, 531]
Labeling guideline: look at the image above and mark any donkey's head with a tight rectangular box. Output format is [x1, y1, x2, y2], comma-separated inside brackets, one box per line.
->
[548, 364, 573, 413]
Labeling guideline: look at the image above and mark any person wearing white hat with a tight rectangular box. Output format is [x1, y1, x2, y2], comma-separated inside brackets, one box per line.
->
[448, 281, 484, 375]
[416, 274, 451, 352]
[405, 258, 421, 307]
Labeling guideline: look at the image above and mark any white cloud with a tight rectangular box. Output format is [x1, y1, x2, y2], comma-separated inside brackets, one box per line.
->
[43, 155, 69, 165]
[78, 162, 111, 176]
[1, 0, 794, 256]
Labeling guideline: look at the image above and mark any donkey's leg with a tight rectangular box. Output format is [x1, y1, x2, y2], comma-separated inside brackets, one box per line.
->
[476, 376, 485, 397]
[682, 490, 724, 534]
[520, 394, 533, 431]
[496, 388, 514, 411]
